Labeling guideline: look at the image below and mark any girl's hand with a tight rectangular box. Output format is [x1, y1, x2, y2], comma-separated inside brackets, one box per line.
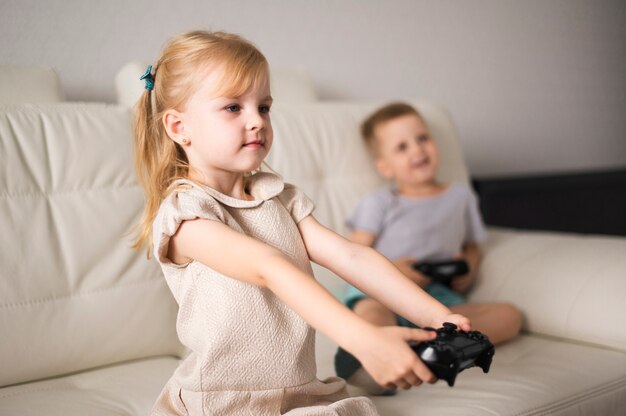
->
[428, 313, 472, 332]
[392, 257, 431, 288]
[355, 326, 438, 390]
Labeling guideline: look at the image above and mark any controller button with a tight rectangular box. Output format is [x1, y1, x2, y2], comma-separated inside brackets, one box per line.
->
[442, 323, 457, 335]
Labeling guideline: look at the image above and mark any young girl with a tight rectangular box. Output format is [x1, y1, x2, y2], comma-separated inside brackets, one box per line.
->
[133, 30, 471, 415]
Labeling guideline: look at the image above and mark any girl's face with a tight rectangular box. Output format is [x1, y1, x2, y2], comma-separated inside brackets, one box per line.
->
[176, 68, 273, 180]
[373, 114, 439, 188]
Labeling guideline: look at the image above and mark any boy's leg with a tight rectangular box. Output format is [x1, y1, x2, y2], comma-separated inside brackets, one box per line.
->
[352, 298, 397, 326]
[450, 302, 523, 345]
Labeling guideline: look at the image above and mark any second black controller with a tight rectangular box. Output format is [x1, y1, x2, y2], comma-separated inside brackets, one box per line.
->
[410, 322, 495, 387]
[412, 259, 469, 286]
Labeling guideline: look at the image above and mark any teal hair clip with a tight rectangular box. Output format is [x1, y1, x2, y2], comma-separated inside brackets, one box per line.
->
[140, 65, 155, 91]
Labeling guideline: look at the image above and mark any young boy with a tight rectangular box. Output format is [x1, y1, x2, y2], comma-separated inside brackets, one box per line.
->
[336, 102, 522, 395]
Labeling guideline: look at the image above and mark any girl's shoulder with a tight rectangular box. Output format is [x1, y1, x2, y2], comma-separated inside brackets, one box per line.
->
[152, 181, 227, 266]
[276, 181, 316, 224]
[248, 172, 313, 214]
[157, 179, 227, 224]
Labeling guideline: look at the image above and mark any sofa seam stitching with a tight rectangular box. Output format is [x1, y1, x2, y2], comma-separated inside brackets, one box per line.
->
[0, 184, 140, 199]
[0, 276, 163, 309]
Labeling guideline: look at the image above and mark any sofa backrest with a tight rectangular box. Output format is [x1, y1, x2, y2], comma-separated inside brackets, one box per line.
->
[0, 104, 183, 387]
[0, 66, 65, 104]
[267, 100, 469, 295]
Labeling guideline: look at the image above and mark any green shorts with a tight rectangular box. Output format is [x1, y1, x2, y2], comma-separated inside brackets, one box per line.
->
[343, 282, 466, 328]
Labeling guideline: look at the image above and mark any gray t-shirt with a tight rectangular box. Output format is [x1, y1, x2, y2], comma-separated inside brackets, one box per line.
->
[347, 183, 487, 262]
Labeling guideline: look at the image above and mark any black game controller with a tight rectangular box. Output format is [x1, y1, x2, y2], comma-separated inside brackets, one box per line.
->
[412, 259, 469, 286]
[410, 322, 494, 387]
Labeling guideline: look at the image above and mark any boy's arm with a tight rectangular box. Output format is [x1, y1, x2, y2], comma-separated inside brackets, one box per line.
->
[464, 242, 481, 277]
[299, 216, 470, 331]
[451, 242, 481, 293]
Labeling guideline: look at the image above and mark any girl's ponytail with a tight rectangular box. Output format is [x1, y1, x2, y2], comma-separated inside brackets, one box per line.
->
[132, 84, 190, 254]
[132, 89, 159, 252]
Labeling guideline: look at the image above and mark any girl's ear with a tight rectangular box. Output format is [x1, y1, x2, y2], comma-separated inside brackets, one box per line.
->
[162, 109, 186, 145]
[375, 158, 394, 179]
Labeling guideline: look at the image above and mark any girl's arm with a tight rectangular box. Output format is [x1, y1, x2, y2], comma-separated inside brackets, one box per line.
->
[169, 218, 438, 388]
[297, 216, 470, 331]
[350, 230, 431, 288]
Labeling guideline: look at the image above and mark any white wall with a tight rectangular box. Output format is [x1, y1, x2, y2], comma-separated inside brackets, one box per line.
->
[1, 0, 625, 177]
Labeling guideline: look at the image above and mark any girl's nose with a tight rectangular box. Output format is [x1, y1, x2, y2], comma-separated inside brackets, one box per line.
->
[246, 110, 264, 131]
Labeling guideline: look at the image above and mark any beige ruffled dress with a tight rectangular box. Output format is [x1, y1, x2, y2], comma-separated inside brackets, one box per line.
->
[151, 172, 378, 415]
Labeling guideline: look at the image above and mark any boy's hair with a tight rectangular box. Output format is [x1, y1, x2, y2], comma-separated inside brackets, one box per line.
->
[132, 30, 269, 253]
[361, 102, 424, 155]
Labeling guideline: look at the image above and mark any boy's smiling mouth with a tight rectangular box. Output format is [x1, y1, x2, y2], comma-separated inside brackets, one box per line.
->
[411, 157, 430, 168]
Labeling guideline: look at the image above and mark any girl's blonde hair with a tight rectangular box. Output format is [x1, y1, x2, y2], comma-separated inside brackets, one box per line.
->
[132, 30, 269, 254]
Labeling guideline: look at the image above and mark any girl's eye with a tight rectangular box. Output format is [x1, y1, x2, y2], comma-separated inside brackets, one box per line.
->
[259, 105, 271, 114]
[417, 134, 429, 143]
[225, 104, 241, 112]
[397, 142, 408, 152]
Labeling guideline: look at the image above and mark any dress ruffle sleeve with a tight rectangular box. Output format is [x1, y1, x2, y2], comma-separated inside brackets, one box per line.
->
[152, 184, 225, 268]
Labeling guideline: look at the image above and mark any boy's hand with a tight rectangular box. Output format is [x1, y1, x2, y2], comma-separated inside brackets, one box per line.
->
[355, 326, 438, 390]
[450, 252, 477, 293]
[451, 274, 473, 293]
[451, 245, 481, 293]
[392, 257, 431, 288]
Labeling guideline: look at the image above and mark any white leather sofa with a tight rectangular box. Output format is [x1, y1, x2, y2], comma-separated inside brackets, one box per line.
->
[1, 69, 625, 415]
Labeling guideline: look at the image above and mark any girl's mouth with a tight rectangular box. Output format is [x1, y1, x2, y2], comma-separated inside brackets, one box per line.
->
[243, 139, 265, 148]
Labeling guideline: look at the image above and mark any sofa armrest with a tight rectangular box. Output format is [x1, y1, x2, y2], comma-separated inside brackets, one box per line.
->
[469, 227, 626, 352]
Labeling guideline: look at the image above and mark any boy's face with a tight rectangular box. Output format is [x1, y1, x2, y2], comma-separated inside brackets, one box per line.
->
[373, 114, 439, 187]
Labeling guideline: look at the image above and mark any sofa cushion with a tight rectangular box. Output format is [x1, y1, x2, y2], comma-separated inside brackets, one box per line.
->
[0, 104, 182, 387]
[3, 334, 625, 416]
[315, 333, 626, 415]
[471, 228, 626, 352]
[0, 66, 64, 104]
[0, 356, 179, 416]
